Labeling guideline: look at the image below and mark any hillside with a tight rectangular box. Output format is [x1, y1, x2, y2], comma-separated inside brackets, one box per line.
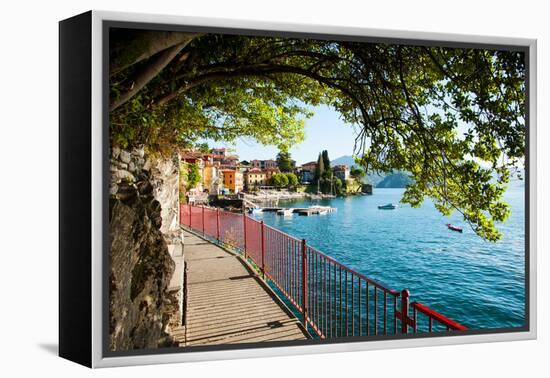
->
[331, 155, 356, 167]
[376, 172, 413, 188]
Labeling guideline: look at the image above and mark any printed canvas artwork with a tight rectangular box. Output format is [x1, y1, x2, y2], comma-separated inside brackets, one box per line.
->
[107, 26, 527, 354]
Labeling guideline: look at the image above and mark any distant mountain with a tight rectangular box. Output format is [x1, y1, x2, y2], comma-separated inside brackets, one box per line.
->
[331, 155, 357, 168]
[330, 157, 525, 190]
[376, 172, 413, 188]
[331, 155, 384, 185]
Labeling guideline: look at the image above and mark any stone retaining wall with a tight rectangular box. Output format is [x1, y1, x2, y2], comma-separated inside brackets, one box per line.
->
[109, 146, 184, 351]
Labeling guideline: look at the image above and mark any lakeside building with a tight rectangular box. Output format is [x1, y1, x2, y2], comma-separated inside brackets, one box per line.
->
[219, 156, 239, 169]
[211, 147, 239, 168]
[182, 149, 226, 195]
[298, 170, 314, 183]
[333, 164, 350, 181]
[221, 169, 244, 193]
[244, 168, 267, 190]
[181, 150, 209, 193]
[211, 147, 226, 155]
[182, 148, 328, 195]
[202, 163, 222, 194]
[181, 150, 209, 166]
[250, 159, 278, 170]
[301, 161, 317, 172]
[298, 161, 317, 183]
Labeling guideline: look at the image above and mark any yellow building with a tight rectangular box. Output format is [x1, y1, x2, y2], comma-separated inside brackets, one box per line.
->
[202, 164, 219, 193]
[221, 169, 244, 193]
[245, 168, 266, 190]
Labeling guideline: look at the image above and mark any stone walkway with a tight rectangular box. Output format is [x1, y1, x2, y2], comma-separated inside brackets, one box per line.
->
[183, 230, 309, 346]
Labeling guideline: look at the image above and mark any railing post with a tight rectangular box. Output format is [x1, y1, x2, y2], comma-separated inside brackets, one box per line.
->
[182, 261, 188, 327]
[188, 203, 192, 228]
[243, 213, 247, 259]
[261, 221, 265, 278]
[202, 206, 205, 235]
[301, 238, 308, 327]
[400, 289, 410, 334]
[216, 208, 220, 243]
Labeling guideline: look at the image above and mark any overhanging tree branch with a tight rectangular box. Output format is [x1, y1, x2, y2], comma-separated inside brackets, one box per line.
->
[110, 40, 193, 111]
[110, 31, 200, 75]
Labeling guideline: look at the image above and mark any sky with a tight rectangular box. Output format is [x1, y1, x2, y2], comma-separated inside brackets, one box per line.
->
[206, 103, 524, 170]
[208, 105, 359, 165]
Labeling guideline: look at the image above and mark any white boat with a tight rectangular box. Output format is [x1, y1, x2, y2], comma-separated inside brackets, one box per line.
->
[248, 208, 263, 214]
[277, 208, 294, 216]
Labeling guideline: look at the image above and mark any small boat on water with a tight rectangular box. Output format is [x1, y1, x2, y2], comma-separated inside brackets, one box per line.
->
[248, 208, 263, 214]
[297, 205, 336, 216]
[378, 203, 397, 210]
[446, 223, 463, 233]
[310, 205, 332, 214]
[277, 208, 294, 216]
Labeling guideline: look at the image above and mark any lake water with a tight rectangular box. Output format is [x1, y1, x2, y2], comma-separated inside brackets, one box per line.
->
[251, 186, 526, 330]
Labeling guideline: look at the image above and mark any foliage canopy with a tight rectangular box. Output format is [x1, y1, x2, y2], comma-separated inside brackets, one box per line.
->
[186, 163, 201, 191]
[110, 30, 526, 240]
[285, 172, 299, 188]
[350, 167, 366, 180]
[271, 173, 289, 188]
[276, 150, 295, 172]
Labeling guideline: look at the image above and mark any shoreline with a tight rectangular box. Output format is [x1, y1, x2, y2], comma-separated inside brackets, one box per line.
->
[244, 190, 338, 204]
[244, 189, 372, 204]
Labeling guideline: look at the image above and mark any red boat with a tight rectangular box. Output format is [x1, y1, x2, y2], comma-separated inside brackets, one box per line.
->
[446, 223, 463, 233]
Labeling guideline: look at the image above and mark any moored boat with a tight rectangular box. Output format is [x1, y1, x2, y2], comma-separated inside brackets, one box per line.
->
[378, 203, 397, 210]
[446, 223, 463, 233]
[277, 208, 293, 216]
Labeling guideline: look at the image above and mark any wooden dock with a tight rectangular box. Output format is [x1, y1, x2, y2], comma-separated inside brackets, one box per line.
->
[182, 230, 309, 346]
[259, 206, 337, 216]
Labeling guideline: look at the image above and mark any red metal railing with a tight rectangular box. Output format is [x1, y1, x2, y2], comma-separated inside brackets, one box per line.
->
[180, 204, 467, 338]
[304, 243, 401, 338]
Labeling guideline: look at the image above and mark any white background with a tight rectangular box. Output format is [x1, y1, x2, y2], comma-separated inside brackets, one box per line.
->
[0, 0, 546, 376]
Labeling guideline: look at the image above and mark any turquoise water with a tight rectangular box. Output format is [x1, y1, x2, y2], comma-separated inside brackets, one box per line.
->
[251, 186, 526, 330]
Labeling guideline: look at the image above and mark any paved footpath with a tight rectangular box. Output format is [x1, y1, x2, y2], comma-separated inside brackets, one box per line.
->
[183, 229, 309, 346]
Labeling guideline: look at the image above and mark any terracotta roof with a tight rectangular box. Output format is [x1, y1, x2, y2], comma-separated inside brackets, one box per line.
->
[333, 164, 349, 170]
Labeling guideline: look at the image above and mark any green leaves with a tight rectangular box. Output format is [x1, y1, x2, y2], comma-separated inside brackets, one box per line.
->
[271, 173, 289, 188]
[350, 167, 366, 179]
[276, 150, 295, 172]
[186, 163, 201, 191]
[110, 32, 525, 241]
[285, 172, 299, 188]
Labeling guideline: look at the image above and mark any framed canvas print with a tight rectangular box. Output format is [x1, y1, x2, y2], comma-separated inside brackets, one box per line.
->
[59, 10, 537, 368]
